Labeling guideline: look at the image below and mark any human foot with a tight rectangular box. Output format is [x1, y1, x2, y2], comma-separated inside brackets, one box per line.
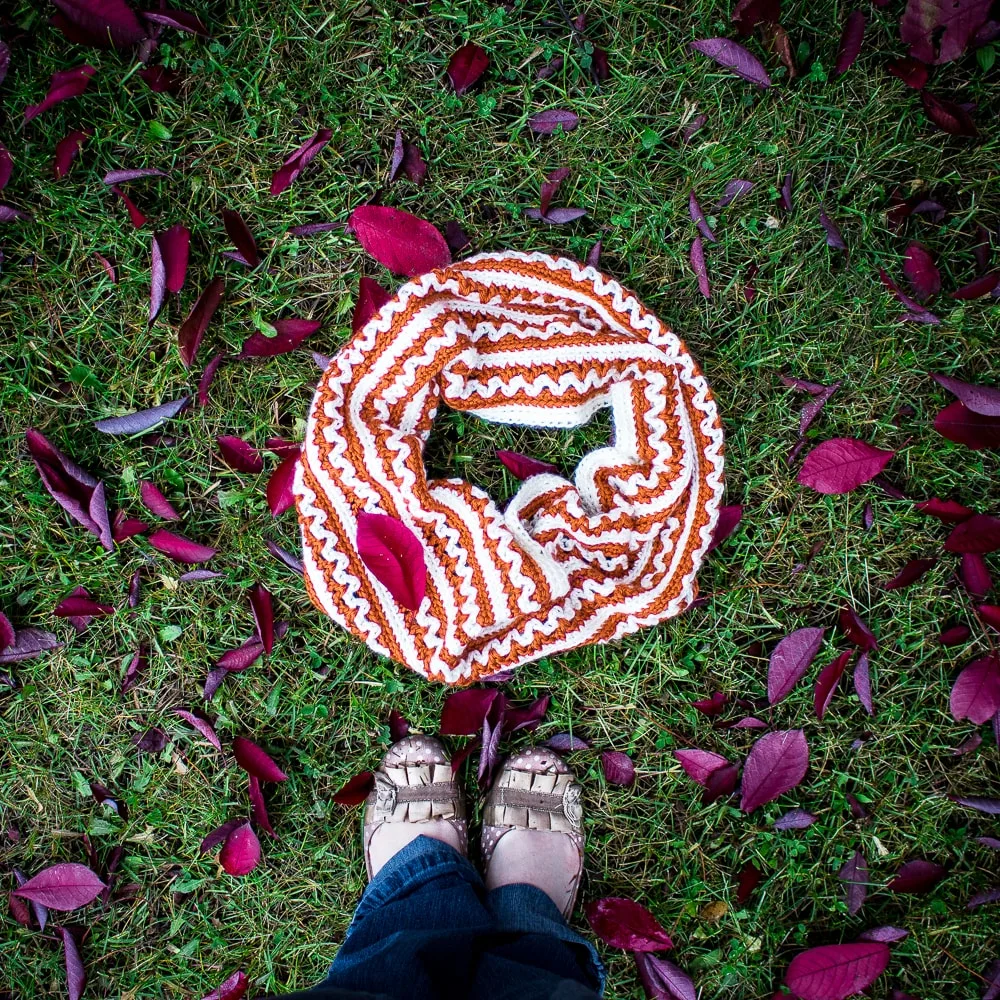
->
[363, 736, 467, 879]
[482, 747, 584, 918]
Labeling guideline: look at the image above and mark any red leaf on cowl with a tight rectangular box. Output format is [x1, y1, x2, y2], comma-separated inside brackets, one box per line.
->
[356, 511, 427, 611]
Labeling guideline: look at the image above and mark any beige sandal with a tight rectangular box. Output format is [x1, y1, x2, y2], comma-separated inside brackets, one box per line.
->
[481, 746, 585, 918]
[363, 736, 467, 880]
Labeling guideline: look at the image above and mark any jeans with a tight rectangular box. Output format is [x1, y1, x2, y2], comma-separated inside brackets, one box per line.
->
[264, 835, 605, 1000]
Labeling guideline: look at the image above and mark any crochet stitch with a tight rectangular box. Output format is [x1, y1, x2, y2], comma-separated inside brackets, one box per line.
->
[295, 250, 724, 685]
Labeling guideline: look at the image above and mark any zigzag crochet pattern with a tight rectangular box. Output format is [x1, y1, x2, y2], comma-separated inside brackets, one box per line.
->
[295, 250, 725, 685]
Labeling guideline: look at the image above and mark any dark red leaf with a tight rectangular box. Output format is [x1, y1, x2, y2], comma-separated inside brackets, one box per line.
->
[951, 654, 1000, 724]
[951, 272, 1000, 299]
[717, 180, 754, 210]
[692, 691, 728, 716]
[233, 736, 287, 782]
[199, 970, 249, 1000]
[585, 238, 602, 268]
[887, 56, 930, 88]
[740, 729, 809, 813]
[178, 277, 224, 368]
[198, 352, 226, 407]
[783, 942, 889, 1000]
[0, 611, 14, 653]
[934, 401, 1000, 450]
[584, 897, 673, 952]
[945, 514, 1000, 553]
[143, 9, 209, 35]
[356, 511, 427, 611]
[885, 557, 936, 590]
[173, 709, 221, 750]
[496, 449, 559, 480]
[887, 859, 947, 893]
[94, 396, 188, 435]
[441, 689, 500, 736]
[702, 762, 740, 804]
[158, 223, 189, 296]
[200, 818, 244, 854]
[220, 822, 260, 876]
[139, 480, 180, 520]
[111, 184, 147, 227]
[138, 65, 182, 93]
[240, 318, 321, 358]
[51, 0, 148, 47]
[765, 24, 797, 79]
[921, 91, 978, 136]
[53, 129, 91, 179]
[901, 0, 992, 64]
[270, 128, 332, 195]
[216, 640, 264, 671]
[222, 209, 260, 268]
[688, 191, 716, 243]
[939, 623, 972, 646]
[968, 887, 1000, 909]
[815, 650, 852, 720]
[352, 276, 391, 334]
[682, 114, 707, 142]
[287, 221, 341, 236]
[602, 750, 636, 787]
[121, 645, 147, 694]
[332, 771, 375, 806]
[249, 584, 274, 654]
[853, 652, 874, 715]
[634, 953, 696, 1000]
[781, 377, 841, 436]
[768, 627, 826, 704]
[267, 452, 299, 516]
[903, 243, 940, 302]
[838, 851, 869, 915]
[690, 38, 772, 87]
[690, 236, 710, 298]
[217, 436, 264, 474]
[447, 42, 489, 94]
[0, 628, 63, 664]
[840, 605, 878, 651]
[774, 808, 818, 830]
[133, 726, 168, 753]
[60, 927, 86, 1000]
[732, 0, 780, 34]
[246, 774, 276, 838]
[12, 864, 105, 910]
[444, 220, 470, 253]
[674, 749, 730, 785]
[24, 66, 96, 122]
[736, 862, 763, 905]
[54, 594, 114, 618]
[819, 205, 847, 250]
[387, 710, 410, 742]
[798, 439, 895, 494]
[834, 11, 866, 75]
[348, 204, 452, 276]
[505, 694, 551, 732]
[962, 554, 993, 598]
[147, 528, 216, 563]
[780, 172, 794, 212]
[916, 497, 974, 522]
[528, 109, 580, 134]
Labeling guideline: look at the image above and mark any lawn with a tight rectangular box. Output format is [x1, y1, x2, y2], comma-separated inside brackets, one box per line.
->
[1, 0, 999, 998]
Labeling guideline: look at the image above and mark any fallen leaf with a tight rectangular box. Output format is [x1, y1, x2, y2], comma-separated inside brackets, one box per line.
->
[528, 109, 580, 134]
[140, 480, 180, 520]
[447, 42, 489, 94]
[853, 652, 874, 715]
[840, 605, 878, 651]
[51, 0, 147, 47]
[934, 401, 1000, 449]
[934, 375, 1000, 417]
[635, 953, 696, 1000]
[270, 128, 332, 195]
[103, 167, 167, 184]
[545, 733, 590, 751]
[682, 114, 707, 142]
[819, 205, 847, 250]
[332, 771, 375, 806]
[707, 505, 743, 552]
[798, 439, 894, 494]
[352, 276, 391, 334]
[951, 273, 1000, 299]
[216, 640, 264, 671]
[249, 584, 274, 654]
[674, 748, 731, 785]
[0, 628, 63, 663]
[356, 511, 427, 611]
[584, 897, 673, 952]
[53, 129, 91, 179]
[774, 808, 818, 830]
[220, 822, 260, 876]
[732, 0, 780, 34]
[240, 318, 321, 358]
[884, 558, 936, 590]
[690, 236, 710, 298]
[736, 862, 763, 904]
[348, 204, 451, 276]
[921, 90, 978, 136]
[765, 24, 797, 79]
[740, 729, 809, 813]
[25, 66, 96, 122]
[54, 593, 114, 618]
[217, 436, 264, 474]
[138, 65, 183, 93]
[834, 10, 866, 74]
[173, 709, 221, 750]
[60, 927, 86, 1000]
[121, 645, 147, 694]
[266, 541, 303, 575]
[198, 353, 226, 407]
[267, 452, 299, 516]
[858, 926, 909, 943]
[496, 450, 559, 480]
[233, 736, 288, 782]
[143, 9, 209, 34]
[784, 942, 889, 1000]
[222, 209, 260, 268]
[602, 750, 636, 787]
[110, 184, 146, 227]
[248, 774, 275, 837]
[689, 191, 716, 242]
[780, 172, 794, 212]
[717, 179, 754, 209]
[950, 655, 1000, 724]
[903, 243, 941, 302]
[945, 514, 1000, 553]
[916, 497, 974, 522]
[887, 56, 930, 88]
[94, 396, 188, 435]
[952, 796, 1000, 814]
[178, 277, 224, 368]
[388, 710, 410, 742]
[781, 377, 841, 436]
[199, 970, 249, 1000]
[147, 528, 216, 564]
[690, 38, 772, 87]
[900, 0, 991, 64]
[12, 864, 105, 911]
[887, 859, 947, 893]
[838, 851, 869, 915]
[769, 627, 827, 704]
[815, 650, 852, 720]
[0, 144, 13, 188]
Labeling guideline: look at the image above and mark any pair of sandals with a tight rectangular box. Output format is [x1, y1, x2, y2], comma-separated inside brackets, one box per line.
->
[363, 736, 585, 918]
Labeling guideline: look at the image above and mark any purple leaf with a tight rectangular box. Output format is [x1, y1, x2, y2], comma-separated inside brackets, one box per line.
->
[740, 729, 809, 813]
[838, 851, 869, 915]
[952, 796, 1000, 814]
[976, 836, 1000, 850]
[249, 584, 274, 654]
[53, 129, 91, 179]
[441, 690, 501, 735]
[25, 66, 96, 122]
[781, 377, 842, 436]
[203, 667, 228, 701]
[216, 640, 265, 671]
[689, 38, 772, 87]
[900, 0, 992, 64]
[834, 11, 866, 75]
[584, 897, 673, 952]
[140, 480, 180, 520]
[121, 645, 147, 694]
[798, 438, 895, 494]
[934, 401, 1000, 450]
[702, 762, 740, 804]
[682, 114, 707, 142]
[156, 223, 189, 296]
[51, 0, 147, 47]
[356, 511, 427, 611]
[178, 570, 223, 583]
[198, 352, 226, 407]
[885, 558, 936, 590]
[103, 167, 166, 185]
[545, 732, 590, 751]
[271, 128, 332, 195]
[783, 942, 889, 1000]
[858, 926, 909, 943]
[352, 276, 392, 334]
[287, 221, 341, 236]
[240, 318, 321, 358]
[887, 859, 947, 893]
[853, 652, 874, 715]
[774, 808, 818, 830]
[54, 594, 114, 619]
[94, 396, 188, 435]
[819, 205, 847, 250]
[496, 449, 559, 480]
[444, 220, 470, 253]
[887, 55, 930, 88]
[388, 130, 428, 185]
[133, 726, 168, 753]
[675, 748, 730, 785]
[690, 236, 710, 298]
[12, 864, 105, 910]
[173, 709, 221, 750]
[533, 206, 587, 224]
[233, 736, 287, 782]
[447, 42, 489, 94]
[916, 497, 974, 522]
[332, 771, 375, 806]
[729, 716, 768, 728]
[939, 623, 971, 646]
[0, 611, 13, 653]
[968, 887, 1000, 909]
[0, 44, 8, 86]
[528, 109, 580, 134]
[143, 9, 209, 35]
[815, 650, 852, 720]
[348, 204, 451, 275]
[602, 750, 636, 787]
[217, 435, 264, 473]
[267, 452, 298, 516]
[950, 655, 1000, 724]
[222, 209, 260, 268]
[220, 822, 260, 876]
[248, 774, 275, 837]
[717, 180, 754, 209]
[985, 960, 1000, 1000]
[979, 603, 1000, 631]
[200, 818, 244, 854]
[688, 191, 716, 242]
[266, 540, 303, 575]
[732, 0, 780, 34]
[635, 953, 696, 1000]
[903, 243, 941, 301]
[934, 374, 1000, 416]
[505, 694, 551, 732]
[60, 927, 86, 1000]
[147, 528, 216, 564]
[921, 90, 978, 136]
[692, 691, 728, 716]
[768, 627, 826, 704]
[0, 628, 63, 664]
[951, 272, 999, 299]
[780, 173, 794, 212]
[840, 605, 878, 651]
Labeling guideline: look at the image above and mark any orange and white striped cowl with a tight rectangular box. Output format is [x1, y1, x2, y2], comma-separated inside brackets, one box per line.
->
[295, 251, 724, 685]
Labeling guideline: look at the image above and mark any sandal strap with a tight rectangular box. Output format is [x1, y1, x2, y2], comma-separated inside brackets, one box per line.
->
[483, 769, 582, 833]
[369, 764, 461, 824]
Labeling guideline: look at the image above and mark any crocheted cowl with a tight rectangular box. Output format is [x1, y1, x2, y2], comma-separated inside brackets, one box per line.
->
[295, 251, 724, 685]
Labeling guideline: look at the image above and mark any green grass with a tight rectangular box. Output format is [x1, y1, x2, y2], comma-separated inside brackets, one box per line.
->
[2, 0, 999, 997]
